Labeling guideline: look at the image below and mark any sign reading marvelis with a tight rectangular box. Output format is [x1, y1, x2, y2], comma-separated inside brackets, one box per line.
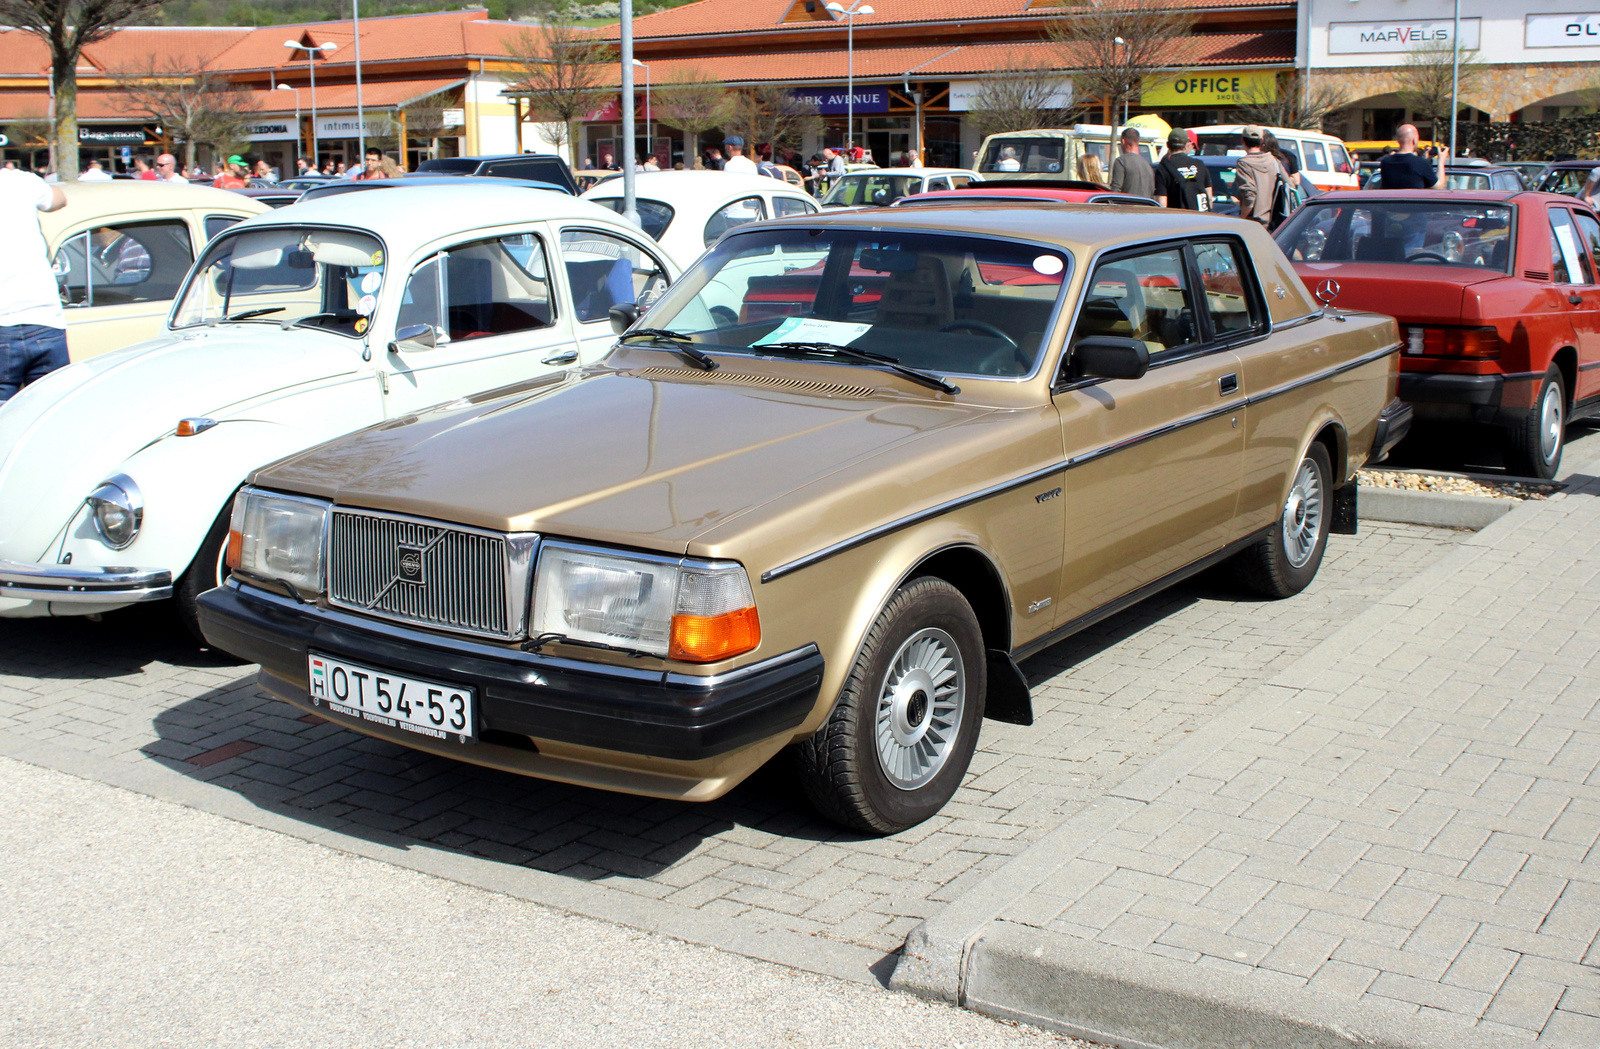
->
[1141, 70, 1275, 107]
[789, 87, 888, 115]
[1328, 19, 1481, 54]
[1527, 13, 1600, 47]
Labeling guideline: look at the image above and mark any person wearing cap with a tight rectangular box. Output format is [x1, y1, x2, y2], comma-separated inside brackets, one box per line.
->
[1153, 128, 1214, 212]
[212, 155, 248, 189]
[1232, 125, 1288, 227]
[723, 135, 757, 174]
[1107, 127, 1155, 199]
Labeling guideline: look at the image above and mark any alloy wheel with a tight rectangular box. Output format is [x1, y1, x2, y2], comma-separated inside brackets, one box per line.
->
[1282, 458, 1324, 569]
[874, 627, 966, 790]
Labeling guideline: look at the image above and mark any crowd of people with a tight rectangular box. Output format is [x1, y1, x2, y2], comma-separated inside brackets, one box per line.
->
[587, 138, 877, 196]
[9, 145, 411, 188]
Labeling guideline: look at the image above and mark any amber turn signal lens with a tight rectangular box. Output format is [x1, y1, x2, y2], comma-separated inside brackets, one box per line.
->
[668, 607, 760, 663]
[224, 528, 243, 571]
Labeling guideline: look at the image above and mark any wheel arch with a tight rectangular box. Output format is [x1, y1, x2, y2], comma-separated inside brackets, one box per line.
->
[1312, 419, 1349, 487]
[1551, 345, 1578, 409]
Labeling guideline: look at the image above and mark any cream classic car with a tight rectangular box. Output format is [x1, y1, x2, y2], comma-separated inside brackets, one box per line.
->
[44, 181, 268, 360]
[582, 171, 819, 269]
[0, 184, 677, 635]
[197, 205, 1408, 832]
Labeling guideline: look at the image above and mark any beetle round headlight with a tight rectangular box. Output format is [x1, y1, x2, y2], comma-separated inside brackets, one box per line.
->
[86, 475, 143, 550]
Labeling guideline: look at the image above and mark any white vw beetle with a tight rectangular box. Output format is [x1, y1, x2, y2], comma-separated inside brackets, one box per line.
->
[0, 184, 678, 634]
[583, 171, 819, 269]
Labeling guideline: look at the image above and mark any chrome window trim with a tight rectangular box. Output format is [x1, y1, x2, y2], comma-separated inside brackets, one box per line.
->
[763, 340, 1401, 583]
[323, 503, 538, 640]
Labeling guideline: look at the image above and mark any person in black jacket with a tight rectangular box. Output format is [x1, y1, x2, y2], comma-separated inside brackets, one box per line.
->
[1153, 128, 1214, 211]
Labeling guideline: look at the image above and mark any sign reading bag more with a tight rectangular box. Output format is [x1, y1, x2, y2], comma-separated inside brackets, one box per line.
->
[1527, 13, 1600, 47]
[1141, 70, 1275, 107]
[1328, 19, 1481, 54]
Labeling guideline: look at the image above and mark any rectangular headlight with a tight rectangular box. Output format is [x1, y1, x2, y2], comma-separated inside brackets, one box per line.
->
[531, 543, 759, 662]
[226, 488, 328, 597]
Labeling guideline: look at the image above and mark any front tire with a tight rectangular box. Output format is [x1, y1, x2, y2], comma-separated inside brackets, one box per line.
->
[1502, 365, 1565, 479]
[1233, 442, 1333, 599]
[794, 577, 986, 834]
[175, 502, 232, 643]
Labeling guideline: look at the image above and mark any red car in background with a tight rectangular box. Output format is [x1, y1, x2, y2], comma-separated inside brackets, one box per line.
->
[1275, 190, 1600, 477]
[890, 179, 1159, 209]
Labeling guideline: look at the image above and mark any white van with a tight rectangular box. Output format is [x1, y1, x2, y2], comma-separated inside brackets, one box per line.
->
[1189, 125, 1358, 192]
[976, 124, 1165, 181]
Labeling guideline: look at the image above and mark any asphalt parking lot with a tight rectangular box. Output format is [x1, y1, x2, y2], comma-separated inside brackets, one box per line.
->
[0, 520, 1462, 965]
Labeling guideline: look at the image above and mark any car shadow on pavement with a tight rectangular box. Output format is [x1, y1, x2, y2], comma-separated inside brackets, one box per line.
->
[0, 604, 243, 680]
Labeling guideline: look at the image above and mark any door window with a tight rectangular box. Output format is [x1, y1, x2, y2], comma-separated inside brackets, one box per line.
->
[560, 229, 670, 324]
[1072, 247, 1200, 356]
[1192, 240, 1262, 339]
[397, 233, 555, 344]
[1301, 141, 1330, 173]
[205, 215, 244, 241]
[1573, 212, 1600, 281]
[772, 196, 817, 218]
[1550, 208, 1593, 284]
[53, 220, 193, 308]
[950, 176, 974, 189]
[704, 196, 765, 247]
[926, 177, 952, 192]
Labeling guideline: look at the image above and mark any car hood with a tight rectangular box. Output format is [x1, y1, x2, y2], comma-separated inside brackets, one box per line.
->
[1292, 262, 1506, 324]
[257, 361, 993, 553]
[0, 324, 359, 562]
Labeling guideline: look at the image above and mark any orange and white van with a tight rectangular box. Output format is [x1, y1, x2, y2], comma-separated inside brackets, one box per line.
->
[1189, 125, 1359, 192]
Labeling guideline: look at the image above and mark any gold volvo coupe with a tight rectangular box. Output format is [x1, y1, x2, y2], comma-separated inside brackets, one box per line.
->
[197, 205, 1408, 833]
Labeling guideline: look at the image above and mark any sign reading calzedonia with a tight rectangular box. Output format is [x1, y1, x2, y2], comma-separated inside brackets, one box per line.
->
[1328, 19, 1482, 53]
[1141, 70, 1276, 107]
[1527, 13, 1600, 47]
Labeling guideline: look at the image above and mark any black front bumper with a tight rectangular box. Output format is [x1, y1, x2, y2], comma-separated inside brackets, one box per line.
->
[197, 583, 824, 762]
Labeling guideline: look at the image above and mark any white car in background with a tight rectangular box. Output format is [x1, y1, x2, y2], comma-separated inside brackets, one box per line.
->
[0, 184, 678, 635]
[582, 171, 820, 269]
[818, 168, 983, 208]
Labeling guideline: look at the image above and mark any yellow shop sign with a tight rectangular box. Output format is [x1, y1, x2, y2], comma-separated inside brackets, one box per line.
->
[1141, 70, 1277, 107]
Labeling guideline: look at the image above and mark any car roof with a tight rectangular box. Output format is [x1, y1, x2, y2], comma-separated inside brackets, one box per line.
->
[298, 174, 569, 200]
[1310, 189, 1568, 204]
[836, 167, 977, 177]
[52, 179, 264, 209]
[897, 188, 1133, 204]
[223, 183, 642, 260]
[1547, 160, 1600, 169]
[584, 170, 810, 198]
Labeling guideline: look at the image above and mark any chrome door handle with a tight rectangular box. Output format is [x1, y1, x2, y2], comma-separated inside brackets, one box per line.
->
[540, 349, 580, 366]
[1218, 373, 1239, 396]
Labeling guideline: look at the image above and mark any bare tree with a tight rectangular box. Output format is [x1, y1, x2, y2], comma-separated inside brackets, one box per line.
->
[114, 57, 258, 173]
[723, 85, 822, 159]
[0, 0, 168, 179]
[502, 3, 613, 169]
[1049, 0, 1195, 155]
[1394, 38, 1486, 141]
[652, 66, 733, 164]
[4, 114, 54, 163]
[964, 62, 1075, 139]
[402, 99, 455, 163]
[1233, 73, 1349, 133]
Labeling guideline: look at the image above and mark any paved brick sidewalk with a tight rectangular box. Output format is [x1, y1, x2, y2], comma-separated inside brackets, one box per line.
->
[898, 480, 1600, 1046]
[0, 523, 1459, 966]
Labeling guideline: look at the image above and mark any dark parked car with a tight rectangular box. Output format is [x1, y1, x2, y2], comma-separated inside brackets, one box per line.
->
[298, 174, 569, 203]
[1365, 164, 1525, 192]
[1538, 160, 1600, 198]
[414, 153, 578, 194]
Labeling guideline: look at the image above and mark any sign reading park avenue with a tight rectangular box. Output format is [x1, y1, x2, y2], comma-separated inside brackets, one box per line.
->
[1141, 70, 1275, 107]
[1526, 13, 1600, 47]
[1327, 19, 1482, 54]
[788, 87, 888, 115]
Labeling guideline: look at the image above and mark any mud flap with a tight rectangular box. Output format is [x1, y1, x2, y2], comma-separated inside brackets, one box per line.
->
[984, 649, 1033, 725]
[1331, 481, 1358, 535]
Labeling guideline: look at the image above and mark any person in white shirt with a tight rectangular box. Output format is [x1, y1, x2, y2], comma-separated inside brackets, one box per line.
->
[995, 146, 1021, 172]
[722, 135, 758, 175]
[79, 159, 112, 181]
[154, 154, 186, 183]
[0, 168, 69, 403]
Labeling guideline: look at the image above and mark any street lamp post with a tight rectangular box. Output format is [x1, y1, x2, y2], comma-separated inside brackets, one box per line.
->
[632, 59, 651, 164]
[276, 84, 302, 165]
[1449, 0, 1461, 156]
[826, 0, 874, 155]
[283, 40, 338, 169]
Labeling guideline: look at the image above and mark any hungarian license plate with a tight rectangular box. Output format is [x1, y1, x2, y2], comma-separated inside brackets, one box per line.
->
[307, 652, 475, 744]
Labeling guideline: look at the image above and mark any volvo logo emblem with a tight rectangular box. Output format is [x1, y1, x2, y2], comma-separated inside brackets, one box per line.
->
[397, 545, 425, 584]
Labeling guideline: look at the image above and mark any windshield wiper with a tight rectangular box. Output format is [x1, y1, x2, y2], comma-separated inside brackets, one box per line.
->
[618, 328, 718, 371]
[759, 341, 959, 394]
[222, 306, 285, 323]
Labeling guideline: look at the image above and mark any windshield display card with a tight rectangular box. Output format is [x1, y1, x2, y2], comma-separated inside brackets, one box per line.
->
[752, 317, 873, 347]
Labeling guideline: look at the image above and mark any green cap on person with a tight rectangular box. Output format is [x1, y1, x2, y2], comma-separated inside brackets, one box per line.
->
[227, 154, 244, 165]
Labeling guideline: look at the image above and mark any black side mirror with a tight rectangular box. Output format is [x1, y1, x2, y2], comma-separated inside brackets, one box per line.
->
[609, 302, 639, 335]
[1074, 336, 1150, 380]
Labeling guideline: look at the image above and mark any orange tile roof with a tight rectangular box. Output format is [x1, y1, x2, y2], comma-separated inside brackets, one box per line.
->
[202, 10, 542, 72]
[616, 0, 1289, 40]
[247, 77, 467, 114]
[0, 26, 247, 76]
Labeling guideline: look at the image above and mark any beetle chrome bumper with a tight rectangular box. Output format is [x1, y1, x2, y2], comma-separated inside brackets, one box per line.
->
[0, 559, 174, 604]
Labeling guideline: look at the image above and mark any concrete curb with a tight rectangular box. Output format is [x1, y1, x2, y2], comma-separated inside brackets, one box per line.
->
[1358, 487, 1516, 529]
[890, 485, 1553, 1047]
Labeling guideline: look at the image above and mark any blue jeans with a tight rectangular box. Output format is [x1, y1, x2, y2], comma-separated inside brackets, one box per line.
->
[0, 324, 69, 405]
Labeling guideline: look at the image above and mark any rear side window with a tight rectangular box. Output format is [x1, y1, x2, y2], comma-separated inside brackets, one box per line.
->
[1193, 240, 1263, 339]
[589, 197, 674, 242]
[1302, 141, 1330, 172]
[205, 215, 244, 241]
[52, 219, 194, 308]
[704, 196, 765, 246]
[772, 196, 817, 219]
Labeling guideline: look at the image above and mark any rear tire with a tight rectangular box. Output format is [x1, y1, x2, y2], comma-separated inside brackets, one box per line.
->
[1501, 365, 1565, 480]
[175, 502, 231, 643]
[1233, 442, 1333, 599]
[794, 577, 986, 834]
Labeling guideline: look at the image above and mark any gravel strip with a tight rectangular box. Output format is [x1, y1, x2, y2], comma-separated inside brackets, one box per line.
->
[1359, 468, 1558, 500]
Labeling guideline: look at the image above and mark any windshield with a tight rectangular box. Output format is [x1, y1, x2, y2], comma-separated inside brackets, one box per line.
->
[980, 137, 1066, 174]
[1540, 167, 1594, 196]
[637, 227, 1071, 379]
[1276, 201, 1513, 272]
[823, 174, 925, 206]
[171, 226, 387, 336]
[1207, 164, 1239, 204]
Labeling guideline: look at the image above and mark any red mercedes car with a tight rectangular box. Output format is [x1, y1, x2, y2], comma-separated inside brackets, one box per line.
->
[1276, 190, 1600, 477]
[891, 180, 1158, 209]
